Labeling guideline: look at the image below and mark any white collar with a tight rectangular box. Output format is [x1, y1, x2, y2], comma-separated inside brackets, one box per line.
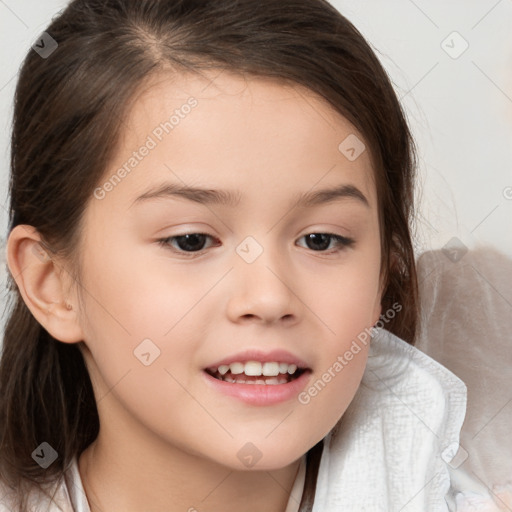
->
[305, 327, 467, 511]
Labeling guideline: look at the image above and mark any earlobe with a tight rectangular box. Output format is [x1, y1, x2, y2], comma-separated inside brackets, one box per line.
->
[6, 224, 84, 344]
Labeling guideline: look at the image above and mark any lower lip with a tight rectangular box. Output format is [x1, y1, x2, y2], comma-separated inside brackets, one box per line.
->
[202, 370, 312, 406]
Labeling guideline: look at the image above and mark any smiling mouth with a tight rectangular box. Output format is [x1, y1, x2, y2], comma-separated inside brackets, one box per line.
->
[204, 367, 309, 385]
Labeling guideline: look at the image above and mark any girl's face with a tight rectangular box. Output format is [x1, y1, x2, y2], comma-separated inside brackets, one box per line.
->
[73, 71, 383, 470]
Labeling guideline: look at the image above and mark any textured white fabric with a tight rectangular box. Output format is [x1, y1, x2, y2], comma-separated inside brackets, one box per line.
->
[0, 327, 468, 511]
[311, 326, 467, 512]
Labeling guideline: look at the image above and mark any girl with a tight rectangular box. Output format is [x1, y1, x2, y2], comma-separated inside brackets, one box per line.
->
[0, 0, 468, 510]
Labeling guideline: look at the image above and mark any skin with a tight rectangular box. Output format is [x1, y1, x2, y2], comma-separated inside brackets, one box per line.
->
[7, 70, 384, 512]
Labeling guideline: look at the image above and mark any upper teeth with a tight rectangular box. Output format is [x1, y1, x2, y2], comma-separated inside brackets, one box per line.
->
[215, 361, 298, 377]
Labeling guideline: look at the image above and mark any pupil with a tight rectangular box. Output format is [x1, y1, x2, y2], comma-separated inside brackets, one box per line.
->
[306, 233, 329, 251]
[177, 234, 206, 252]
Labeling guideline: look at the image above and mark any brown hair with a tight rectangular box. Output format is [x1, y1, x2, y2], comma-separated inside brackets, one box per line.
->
[0, 0, 419, 509]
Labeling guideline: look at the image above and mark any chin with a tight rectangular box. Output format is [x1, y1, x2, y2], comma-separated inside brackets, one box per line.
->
[216, 444, 309, 472]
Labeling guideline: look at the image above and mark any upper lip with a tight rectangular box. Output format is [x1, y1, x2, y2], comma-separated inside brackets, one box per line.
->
[204, 349, 311, 370]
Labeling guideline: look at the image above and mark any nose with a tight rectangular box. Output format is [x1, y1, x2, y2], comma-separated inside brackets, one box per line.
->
[225, 242, 298, 326]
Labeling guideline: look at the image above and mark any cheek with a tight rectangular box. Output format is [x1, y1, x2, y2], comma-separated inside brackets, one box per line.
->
[77, 244, 220, 399]
[325, 344, 369, 428]
[300, 339, 370, 438]
[76, 251, 204, 432]
[80, 239, 203, 335]
[308, 256, 381, 337]
[297, 254, 378, 432]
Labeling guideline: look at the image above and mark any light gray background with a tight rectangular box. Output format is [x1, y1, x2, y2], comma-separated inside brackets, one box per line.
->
[1, 0, 512, 337]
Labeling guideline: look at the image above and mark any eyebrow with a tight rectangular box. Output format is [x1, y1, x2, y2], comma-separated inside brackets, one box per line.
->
[130, 182, 370, 210]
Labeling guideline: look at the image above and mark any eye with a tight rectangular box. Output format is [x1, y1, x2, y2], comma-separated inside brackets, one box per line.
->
[296, 233, 355, 253]
[157, 233, 218, 254]
[157, 231, 355, 257]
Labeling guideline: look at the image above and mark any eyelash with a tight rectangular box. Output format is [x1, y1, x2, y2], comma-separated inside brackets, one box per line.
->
[156, 232, 355, 257]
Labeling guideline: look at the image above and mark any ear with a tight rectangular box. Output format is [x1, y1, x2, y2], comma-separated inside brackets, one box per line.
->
[6, 224, 84, 344]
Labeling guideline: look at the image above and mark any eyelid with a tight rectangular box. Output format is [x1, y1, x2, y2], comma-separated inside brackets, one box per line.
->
[157, 232, 219, 253]
[156, 230, 355, 257]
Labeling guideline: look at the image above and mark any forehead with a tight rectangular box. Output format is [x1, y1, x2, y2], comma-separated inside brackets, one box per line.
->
[108, 69, 377, 209]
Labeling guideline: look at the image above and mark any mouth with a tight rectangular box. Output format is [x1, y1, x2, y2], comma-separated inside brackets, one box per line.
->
[204, 361, 310, 385]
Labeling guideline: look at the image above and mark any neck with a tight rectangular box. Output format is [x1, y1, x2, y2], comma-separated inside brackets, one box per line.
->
[78, 432, 303, 512]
